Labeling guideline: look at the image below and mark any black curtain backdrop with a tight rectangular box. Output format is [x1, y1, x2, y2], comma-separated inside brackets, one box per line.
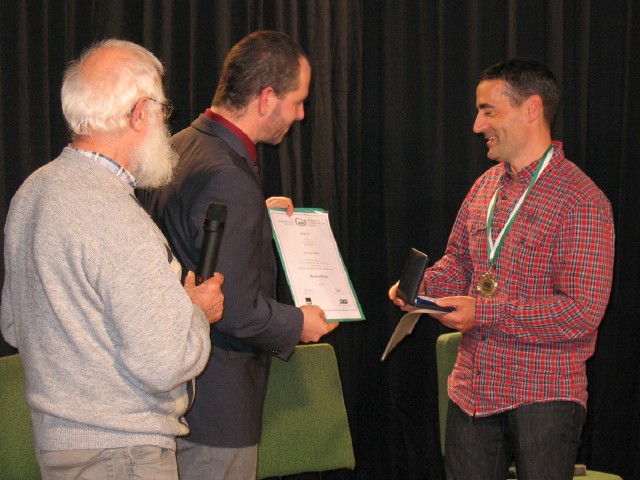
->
[1, 1, 639, 479]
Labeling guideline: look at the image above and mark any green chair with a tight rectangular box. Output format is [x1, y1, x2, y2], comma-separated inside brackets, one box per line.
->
[436, 331, 460, 457]
[0, 354, 41, 479]
[257, 343, 355, 479]
[436, 332, 622, 480]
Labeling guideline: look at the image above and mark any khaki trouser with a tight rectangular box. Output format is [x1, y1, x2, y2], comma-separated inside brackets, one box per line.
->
[36, 445, 178, 480]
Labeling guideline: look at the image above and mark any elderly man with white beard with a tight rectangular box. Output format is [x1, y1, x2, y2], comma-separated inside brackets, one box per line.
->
[0, 39, 224, 480]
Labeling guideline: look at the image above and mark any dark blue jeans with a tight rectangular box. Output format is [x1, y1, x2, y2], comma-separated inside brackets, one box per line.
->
[445, 400, 586, 480]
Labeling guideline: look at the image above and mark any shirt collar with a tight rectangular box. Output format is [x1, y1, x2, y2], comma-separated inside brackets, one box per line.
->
[204, 108, 258, 166]
[70, 146, 138, 189]
[502, 141, 561, 183]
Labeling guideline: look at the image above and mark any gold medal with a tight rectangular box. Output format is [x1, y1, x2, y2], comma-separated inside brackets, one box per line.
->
[477, 271, 498, 298]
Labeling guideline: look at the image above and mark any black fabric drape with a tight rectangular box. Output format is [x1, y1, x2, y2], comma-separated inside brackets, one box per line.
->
[1, 1, 639, 478]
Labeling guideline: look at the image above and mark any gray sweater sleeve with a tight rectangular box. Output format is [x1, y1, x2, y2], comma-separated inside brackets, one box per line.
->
[100, 230, 211, 394]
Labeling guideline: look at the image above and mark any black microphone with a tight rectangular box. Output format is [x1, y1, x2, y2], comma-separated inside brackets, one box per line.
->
[196, 202, 227, 285]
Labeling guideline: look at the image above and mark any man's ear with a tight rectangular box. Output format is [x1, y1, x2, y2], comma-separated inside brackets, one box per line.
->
[525, 95, 544, 122]
[258, 87, 276, 116]
[128, 98, 148, 132]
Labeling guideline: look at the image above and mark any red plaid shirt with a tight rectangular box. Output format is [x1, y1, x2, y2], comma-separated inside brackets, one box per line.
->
[425, 142, 615, 416]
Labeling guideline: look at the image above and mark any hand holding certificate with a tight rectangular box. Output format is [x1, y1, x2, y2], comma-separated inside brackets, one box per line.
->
[269, 208, 365, 322]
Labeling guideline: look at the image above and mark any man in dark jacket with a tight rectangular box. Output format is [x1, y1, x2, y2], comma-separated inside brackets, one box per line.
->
[140, 30, 337, 480]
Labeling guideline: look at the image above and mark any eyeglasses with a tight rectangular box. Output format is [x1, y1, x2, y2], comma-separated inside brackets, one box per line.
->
[148, 97, 174, 119]
[128, 97, 174, 120]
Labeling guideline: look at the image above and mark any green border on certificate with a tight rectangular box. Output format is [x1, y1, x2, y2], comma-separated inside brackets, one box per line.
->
[268, 208, 365, 322]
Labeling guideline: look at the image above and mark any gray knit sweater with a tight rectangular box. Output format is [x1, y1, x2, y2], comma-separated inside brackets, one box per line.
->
[1, 147, 211, 451]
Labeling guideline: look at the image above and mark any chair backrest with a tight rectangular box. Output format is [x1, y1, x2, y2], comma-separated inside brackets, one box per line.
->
[435, 331, 462, 457]
[0, 354, 41, 479]
[257, 343, 355, 479]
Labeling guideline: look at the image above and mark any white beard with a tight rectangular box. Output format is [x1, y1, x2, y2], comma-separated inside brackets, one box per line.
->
[130, 122, 179, 189]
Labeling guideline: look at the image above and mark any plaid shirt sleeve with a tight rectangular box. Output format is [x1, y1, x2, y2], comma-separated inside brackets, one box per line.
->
[422, 193, 477, 298]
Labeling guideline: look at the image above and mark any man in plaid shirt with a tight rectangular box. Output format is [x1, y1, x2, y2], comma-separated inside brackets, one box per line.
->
[390, 58, 615, 479]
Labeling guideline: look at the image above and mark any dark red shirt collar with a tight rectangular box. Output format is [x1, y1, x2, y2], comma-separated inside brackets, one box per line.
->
[204, 108, 257, 166]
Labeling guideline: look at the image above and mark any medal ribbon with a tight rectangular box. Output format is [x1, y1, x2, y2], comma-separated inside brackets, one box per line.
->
[486, 145, 553, 266]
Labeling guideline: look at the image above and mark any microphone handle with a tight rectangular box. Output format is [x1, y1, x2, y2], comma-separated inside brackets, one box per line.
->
[196, 227, 224, 285]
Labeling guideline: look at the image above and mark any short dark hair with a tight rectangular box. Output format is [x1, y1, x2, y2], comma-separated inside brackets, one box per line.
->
[212, 30, 308, 112]
[479, 57, 561, 128]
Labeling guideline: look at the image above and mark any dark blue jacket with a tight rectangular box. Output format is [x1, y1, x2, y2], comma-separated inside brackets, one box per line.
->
[140, 114, 303, 447]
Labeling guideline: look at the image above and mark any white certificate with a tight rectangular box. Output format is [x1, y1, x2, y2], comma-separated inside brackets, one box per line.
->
[269, 208, 365, 322]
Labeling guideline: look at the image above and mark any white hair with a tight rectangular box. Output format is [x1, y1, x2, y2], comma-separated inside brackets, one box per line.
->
[61, 39, 165, 136]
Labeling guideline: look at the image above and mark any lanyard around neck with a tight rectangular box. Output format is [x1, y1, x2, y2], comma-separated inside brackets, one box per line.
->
[486, 145, 553, 266]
